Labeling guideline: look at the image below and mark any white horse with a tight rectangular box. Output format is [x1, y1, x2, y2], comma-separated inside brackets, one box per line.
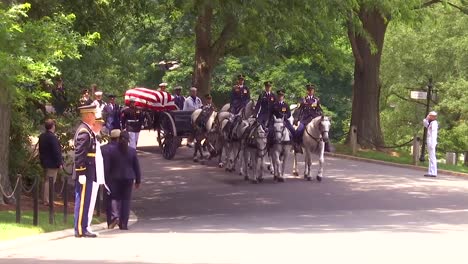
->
[243, 119, 268, 183]
[191, 108, 218, 164]
[292, 116, 331, 181]
[219, 100, 256, 174]
[269, 116, 293, 182]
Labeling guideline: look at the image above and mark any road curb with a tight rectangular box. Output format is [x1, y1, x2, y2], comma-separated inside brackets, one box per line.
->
[0, 211, 138, 251]
[325, 152, 468, 177]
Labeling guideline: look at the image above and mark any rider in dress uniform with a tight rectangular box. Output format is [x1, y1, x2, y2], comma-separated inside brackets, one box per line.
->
[230, 74, 250, 114]
[295, 84, 323, 142]
[254, 81, 276, 128]
[270, 89, 295, 137]
[73, 104, 98, 238]
[121, 99, 144, 149]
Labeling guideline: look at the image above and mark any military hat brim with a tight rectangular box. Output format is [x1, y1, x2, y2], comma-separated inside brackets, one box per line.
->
[78, 104, 96, 114]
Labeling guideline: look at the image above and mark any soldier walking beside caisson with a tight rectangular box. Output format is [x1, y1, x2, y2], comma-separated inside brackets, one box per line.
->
[73, 104, 98, 238]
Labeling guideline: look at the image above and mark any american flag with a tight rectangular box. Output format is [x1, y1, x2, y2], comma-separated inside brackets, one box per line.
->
[124, 87, 178, 111]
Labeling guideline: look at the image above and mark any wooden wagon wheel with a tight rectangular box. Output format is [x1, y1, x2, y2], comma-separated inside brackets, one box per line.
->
[158, 112, 178, 160]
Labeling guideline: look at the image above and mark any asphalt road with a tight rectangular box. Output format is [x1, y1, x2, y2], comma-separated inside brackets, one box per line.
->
[1, 131, 468, 264]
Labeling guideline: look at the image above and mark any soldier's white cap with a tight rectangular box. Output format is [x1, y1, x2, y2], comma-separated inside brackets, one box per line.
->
[190, 87, 197, 91]
[429, 111, 437, 116]
[159, 82, 168, 87]
[95, 91, 103, 96]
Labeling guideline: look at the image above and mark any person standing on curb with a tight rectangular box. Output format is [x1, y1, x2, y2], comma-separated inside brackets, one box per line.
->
[38, 119, 63, 206]
[73, 104, 98, 238]
[104, 130, 141, 230]
[423, 111, 439, 177]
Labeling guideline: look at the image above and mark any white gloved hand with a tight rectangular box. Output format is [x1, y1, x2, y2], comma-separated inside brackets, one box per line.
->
[78, 175, 86, 185]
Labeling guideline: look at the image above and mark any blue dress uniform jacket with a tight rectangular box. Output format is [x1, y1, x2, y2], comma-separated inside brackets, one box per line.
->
[254, 91, 276, 127]
[121, 107, 144, 133]
[38, 131, 63, 169]
[271, 101, 295, 138]
[173, 94, 185, 110]
[299, 95, 323, 124]
[73, 122, 97, 236]
[230, 85, 250, 114]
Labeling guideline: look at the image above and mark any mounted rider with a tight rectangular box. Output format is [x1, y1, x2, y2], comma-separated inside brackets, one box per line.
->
[294, 84, 323, 148]
[230, 74, 250, 114]
[254, 81, 276, 129]
[196, 94, 216, 131]
[270, 89, 295, 138]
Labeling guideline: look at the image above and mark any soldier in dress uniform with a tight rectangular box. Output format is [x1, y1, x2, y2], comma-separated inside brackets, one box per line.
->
[173, 86, 185, 110]
[294, 84, 324, 152]
[196, 94, 216, 131]
[230, 74, 250, 114]
[270, 89, 295, 137]
[73, 104, 98, 238]
[92, 91, 107, 118]
[121, 99, 144, 149]
[79, 89, 93, 106]
[254, 81, 276, 128]
[158, 82, 168, 92]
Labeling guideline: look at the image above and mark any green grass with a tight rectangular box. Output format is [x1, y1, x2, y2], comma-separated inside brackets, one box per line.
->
[334, 144, 468, 174]
[0, 210, 102, 241]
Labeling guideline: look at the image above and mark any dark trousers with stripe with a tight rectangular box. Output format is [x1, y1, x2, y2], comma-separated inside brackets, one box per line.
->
[74, 178, 93, 235]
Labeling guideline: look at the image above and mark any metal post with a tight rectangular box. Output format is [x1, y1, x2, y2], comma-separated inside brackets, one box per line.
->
[351, 125, 358, 156]
[63, 176, 68, 224]
[48, 176, 54, 224]
[420, 78, 433, 162]
[15, 174, 22, 224]
[33, 175, 39, 226]
[96, 185, 101, 217]
[412, 136, 420, 166]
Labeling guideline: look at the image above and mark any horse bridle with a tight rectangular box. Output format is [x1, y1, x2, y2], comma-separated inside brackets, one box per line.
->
[305, 118, 328, 144]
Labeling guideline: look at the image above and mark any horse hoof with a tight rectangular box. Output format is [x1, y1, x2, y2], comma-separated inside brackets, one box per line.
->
[193, 158, 199, 163]
[306, 176, 312, 181]
[293, 171, 299, 177]
[273, 176, 278, 181]
[244, 176, 249, 181]
[278, 177, 285, 183]
[218, 163, 224, 168]
[316, 176, 322, 182]
[258, 177, 264, 183]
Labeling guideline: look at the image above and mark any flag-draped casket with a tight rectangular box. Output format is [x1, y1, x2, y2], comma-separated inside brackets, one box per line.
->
[124, 87, 178, 111]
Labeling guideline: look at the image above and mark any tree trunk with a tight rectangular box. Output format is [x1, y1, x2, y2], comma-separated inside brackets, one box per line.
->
[192, 1, 236, 100]
[348, 9, 388, 149]
[0, 83, 12, 204]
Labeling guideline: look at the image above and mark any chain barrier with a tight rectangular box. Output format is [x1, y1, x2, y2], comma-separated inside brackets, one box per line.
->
[0, 174, 21, 199]
[21, 175, 39, 194]
[356, 134, 415, 149]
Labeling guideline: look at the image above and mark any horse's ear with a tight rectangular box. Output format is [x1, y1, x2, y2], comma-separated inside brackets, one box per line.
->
[320, 115, 324, 121]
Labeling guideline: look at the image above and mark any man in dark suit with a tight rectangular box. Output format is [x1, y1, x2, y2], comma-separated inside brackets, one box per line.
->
[173, 86, 185, 110]
[38, 119, 63, 205]
[103, 94, 121, 132]
[73, 104, 98, 238]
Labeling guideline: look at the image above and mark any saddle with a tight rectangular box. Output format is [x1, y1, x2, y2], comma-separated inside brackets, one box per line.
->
[195, 107, 214, 132]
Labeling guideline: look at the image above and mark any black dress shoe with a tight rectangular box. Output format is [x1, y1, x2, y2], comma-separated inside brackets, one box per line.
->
[424, 174, 437, 177]
[74, 234, 82, 238]
[82, 231, 97, 238]
[119, 226, 128, 230]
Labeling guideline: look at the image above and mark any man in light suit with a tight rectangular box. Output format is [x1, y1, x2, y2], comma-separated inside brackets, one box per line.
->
[423, 111, 439, 177]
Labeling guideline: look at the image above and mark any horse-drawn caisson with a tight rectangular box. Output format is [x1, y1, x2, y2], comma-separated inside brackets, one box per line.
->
[124, 87, 194, 160]
[124, 81, 331, 183]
